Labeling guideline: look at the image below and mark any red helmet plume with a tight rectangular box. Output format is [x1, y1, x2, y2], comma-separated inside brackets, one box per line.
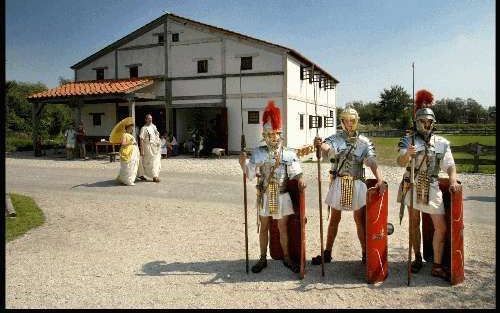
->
[262, 100, 282, 131]
[415, 89, 434, 115]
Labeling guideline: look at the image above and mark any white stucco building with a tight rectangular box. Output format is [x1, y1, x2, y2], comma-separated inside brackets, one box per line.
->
[29, 13, 339, 154]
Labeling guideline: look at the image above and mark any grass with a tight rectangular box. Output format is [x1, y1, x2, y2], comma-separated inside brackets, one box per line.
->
[371, 135, 496, 174]
[5, 193, 45, 242]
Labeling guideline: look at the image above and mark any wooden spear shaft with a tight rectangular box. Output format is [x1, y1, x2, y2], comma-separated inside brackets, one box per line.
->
[408, 62, 415, 286]
[312, 65, 325, 277]
[240, 69, 249, 274]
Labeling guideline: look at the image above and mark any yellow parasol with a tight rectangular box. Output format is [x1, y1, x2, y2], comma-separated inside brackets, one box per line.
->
[109, 117, 134, 144]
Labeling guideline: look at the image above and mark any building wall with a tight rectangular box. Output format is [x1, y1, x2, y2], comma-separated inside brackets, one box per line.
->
[121, 25, 164, 48]
[286, 56, 337, 149]
[76, 51, 115, 81]
[117, 46, 164, 78]
[80, 103, 117, 137]
[72, 15, 338, 152]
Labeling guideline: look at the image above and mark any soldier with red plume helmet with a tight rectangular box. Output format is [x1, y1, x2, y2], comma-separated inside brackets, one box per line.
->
[239, 100, 306, 274]
[397, 89, 461, 281]
[311, 106, 386, 266]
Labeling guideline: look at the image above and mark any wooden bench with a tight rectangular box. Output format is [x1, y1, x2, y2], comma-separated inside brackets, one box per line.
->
[452, 142, 496, 172]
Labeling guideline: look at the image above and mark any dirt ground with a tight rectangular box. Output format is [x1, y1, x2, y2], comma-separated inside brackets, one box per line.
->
[5, 154, 496, 308]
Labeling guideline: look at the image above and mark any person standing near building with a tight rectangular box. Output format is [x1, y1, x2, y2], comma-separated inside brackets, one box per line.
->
[137, 114, 162, 182]
[64, 123, 77, 160]
[76, 121, 87, 159]
[239, 101, 306, 274]
[310, 107, 385, 266]
[397, 89, 461, 281]
[117, 122, 140, 185]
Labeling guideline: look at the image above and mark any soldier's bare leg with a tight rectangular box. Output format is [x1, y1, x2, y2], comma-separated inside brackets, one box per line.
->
[353, 206, 366, 262]
[410, 208, 423, 273]
[325, 208, 342, 250]
[430, 213, 449, 280]
[278, 215, 299, 273]
[251, 216, 271, 273]
[277, 215, 289, 257]
[312, 208, 341, 265]
[258, 216, 271, 257]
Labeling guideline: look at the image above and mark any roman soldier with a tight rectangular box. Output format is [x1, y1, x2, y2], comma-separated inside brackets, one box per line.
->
[397, 89, 461, 281]
[311, 106, 385, 266]
[239, 100, 306, 274]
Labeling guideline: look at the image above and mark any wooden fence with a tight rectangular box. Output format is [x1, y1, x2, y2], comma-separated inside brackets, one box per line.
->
[452, 142, 496, 172]
[360, 129, 495, 137]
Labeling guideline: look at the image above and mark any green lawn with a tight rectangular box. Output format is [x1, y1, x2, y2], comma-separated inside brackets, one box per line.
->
[372, 135, 496, 174]
[5, 193, 45, 242]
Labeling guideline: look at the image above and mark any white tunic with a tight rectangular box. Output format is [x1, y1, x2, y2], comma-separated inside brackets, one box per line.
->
[244, 146, 302, 219]
[398, 134, 455, 215]
[137, 124, 162, 178]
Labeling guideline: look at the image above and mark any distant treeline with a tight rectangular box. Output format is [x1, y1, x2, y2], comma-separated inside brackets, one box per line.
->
[5, 81, 496, 139]
[344, 85, 496, 129]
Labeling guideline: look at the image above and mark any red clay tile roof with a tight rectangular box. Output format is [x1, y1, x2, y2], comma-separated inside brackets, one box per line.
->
[27, 78, 154, 101]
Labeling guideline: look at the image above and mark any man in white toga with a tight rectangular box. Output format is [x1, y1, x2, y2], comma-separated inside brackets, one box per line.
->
[137, 114, 162, 182]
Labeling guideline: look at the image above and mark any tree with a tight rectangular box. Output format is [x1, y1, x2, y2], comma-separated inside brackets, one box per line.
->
[5, 81, 47, 132]
[378, 85, 412, 128]
[6, 80, 73, 138]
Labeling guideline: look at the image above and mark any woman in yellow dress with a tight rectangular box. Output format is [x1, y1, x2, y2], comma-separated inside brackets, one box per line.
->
[117, 123, 140, 185]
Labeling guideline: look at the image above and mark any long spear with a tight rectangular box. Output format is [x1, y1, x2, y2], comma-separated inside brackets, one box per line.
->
[407, 62, 416, 286]
[312, 65, 325, 277]
[240, 68, 249, 274]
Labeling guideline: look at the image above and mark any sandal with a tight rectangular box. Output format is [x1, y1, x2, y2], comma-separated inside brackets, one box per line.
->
[283, 257, 300, 273]
[311, 250, 332, 265]
[431, 263, 450, 281]
[411, 257, 423, 273]
[251, 257, 267, 273]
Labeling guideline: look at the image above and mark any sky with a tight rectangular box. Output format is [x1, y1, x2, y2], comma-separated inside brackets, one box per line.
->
[5, 0, 496, 108]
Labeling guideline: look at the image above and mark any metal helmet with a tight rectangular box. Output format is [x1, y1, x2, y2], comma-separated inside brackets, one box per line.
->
[415, 107, 436, 137]
[340, 107, 360, 132]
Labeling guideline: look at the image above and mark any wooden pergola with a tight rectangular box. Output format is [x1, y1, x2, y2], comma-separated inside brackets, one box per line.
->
[27, 78, 155, 156]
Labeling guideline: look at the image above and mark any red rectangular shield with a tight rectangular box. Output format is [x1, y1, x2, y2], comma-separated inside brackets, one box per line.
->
[365, 178, 389, 283]
[269, 179, 306, 279]
[422, 178, 464, 285]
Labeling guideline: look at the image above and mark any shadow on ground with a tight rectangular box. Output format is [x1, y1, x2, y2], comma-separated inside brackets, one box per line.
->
[72, 179, 121, 188]
[137, 256, 459, 291]
[464, 196, 496, 202]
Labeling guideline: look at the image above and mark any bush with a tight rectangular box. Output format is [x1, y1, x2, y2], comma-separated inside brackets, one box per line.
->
[6, 132, 33, 152]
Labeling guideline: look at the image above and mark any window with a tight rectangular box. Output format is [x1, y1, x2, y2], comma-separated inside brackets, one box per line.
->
[158, 34, 164, 43]
[129, 66, 138, 78]
[324, 116, 334, 127]
[317, 116, 323, 128]
[330, 110, 334, 117]
[299, 114, 304, 130]
[197, 60, 208, 73]
[240, 56, 252, 70]
[309, 115, 319, 129]
[96, 69, 104, 81]
[248, 111, 259, 124]
[172, 33, 179, 42]
[89, 113, 104, 126]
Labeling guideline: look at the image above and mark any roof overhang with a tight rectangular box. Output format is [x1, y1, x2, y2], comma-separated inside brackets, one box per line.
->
[27, 78, 155, 104]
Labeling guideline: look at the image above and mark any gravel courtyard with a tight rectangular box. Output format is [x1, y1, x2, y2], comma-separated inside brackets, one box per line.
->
[5, 153, 496, 308]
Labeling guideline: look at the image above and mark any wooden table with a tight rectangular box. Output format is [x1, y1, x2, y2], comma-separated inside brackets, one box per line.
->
[95, 141, 121, 158]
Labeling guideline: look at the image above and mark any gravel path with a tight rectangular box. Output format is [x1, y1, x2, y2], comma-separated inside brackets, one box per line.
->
[5, 153, 496, 308]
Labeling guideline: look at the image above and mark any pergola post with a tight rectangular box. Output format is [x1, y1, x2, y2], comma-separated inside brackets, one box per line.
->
[128, 98, 136, 137]
[31, 102, 44, 157]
